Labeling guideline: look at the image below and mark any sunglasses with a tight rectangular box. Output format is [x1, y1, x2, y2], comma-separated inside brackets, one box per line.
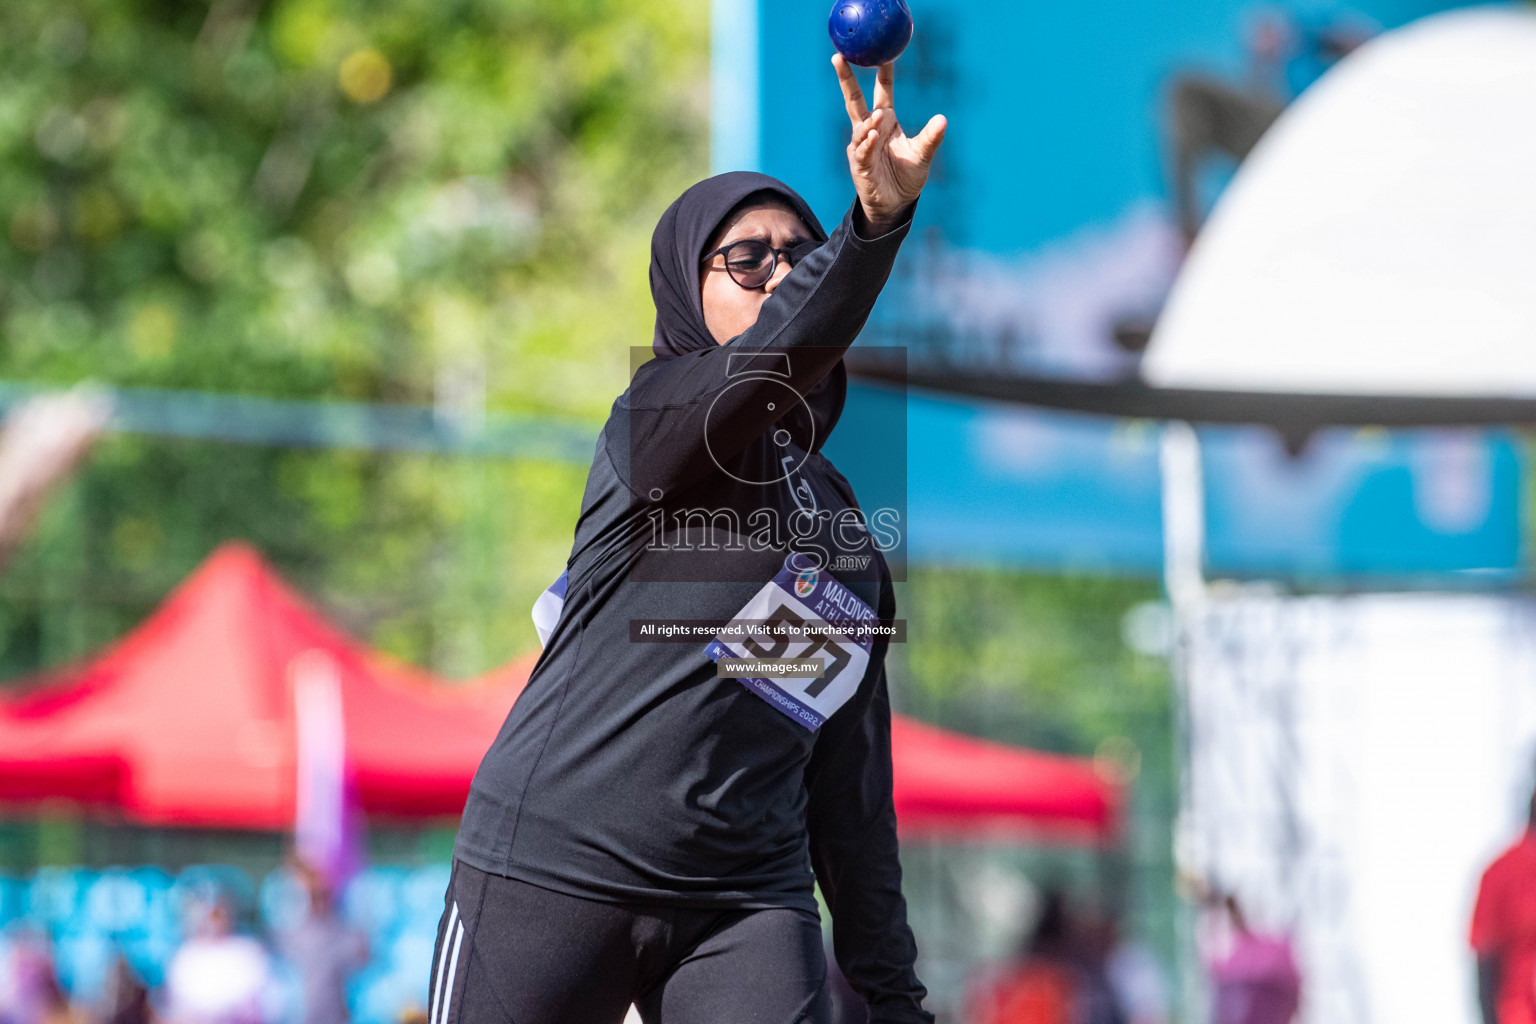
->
[700, 238, 821, 290]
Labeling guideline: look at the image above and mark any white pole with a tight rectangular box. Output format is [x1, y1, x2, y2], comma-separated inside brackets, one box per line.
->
[1160, 419, 1206, 1024]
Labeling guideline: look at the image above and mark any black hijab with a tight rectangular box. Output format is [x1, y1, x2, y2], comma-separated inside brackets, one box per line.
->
[648, 171, 848, 453]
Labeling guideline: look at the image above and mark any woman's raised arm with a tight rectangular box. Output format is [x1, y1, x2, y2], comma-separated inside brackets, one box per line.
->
[835, 54, 948, 231]
[604, 59, 947, 501]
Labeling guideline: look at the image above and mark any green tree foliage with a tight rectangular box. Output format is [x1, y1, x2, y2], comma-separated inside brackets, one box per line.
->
[891, 569, 1179, 971]
[0, 0, 707, 676]
[892, 569, 1174, 871]
[896, 571, 1168, 753]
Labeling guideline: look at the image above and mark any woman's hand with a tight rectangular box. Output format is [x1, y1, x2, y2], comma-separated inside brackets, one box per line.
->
[833, 54, 947, 232]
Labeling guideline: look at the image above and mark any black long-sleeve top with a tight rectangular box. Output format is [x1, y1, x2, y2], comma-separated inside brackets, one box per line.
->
[455, 195, 932, 1023]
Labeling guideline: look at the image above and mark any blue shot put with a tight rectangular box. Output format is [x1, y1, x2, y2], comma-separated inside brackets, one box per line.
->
[828, 0, 914, 67]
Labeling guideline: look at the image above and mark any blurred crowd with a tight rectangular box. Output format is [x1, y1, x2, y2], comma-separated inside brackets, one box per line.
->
[5, 862, 1303, 1024]
[964, 885, 1302, 1024]
[965, 890, 1171, 1024]
[0, 861, 373, 1024]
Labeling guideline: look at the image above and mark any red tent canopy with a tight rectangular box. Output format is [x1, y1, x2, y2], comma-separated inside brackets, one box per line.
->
[890, 716, 1118, 843]
[0, 544, 1119, 843]
[0, 543, 534, 829]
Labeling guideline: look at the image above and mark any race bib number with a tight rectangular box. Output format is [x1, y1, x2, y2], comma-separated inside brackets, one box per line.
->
[703, 555, 875, 730]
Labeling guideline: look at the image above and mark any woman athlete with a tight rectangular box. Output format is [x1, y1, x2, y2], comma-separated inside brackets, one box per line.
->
[430, 54, 947, 1024]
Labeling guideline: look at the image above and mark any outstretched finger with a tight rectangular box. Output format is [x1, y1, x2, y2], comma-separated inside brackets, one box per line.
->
[832, 54, 870, 126]
[874, 62, 895, 111]
[853, 125, 882, 165]
[851, 107, 884, 139]
[911, 113, 948, 163]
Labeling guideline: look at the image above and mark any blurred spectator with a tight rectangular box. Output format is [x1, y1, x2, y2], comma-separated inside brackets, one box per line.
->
[276, 860, 368, 1024]
[1470, 786, 1536, 1024]
[967, 890, 1128, 1024]
[1104, 933, 1170, 1024]
[93, 956, 149, 1024]
[162, 894, 277, 1024]
[1075, 913, 1130, 1024]
[1200, 893, 1300, 1024]
[1164, 8, 1372, 246]
[0, 930, 82, 1024]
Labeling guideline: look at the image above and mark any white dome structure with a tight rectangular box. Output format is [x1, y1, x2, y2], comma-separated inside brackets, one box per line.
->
[1145, 5, 1536, 399]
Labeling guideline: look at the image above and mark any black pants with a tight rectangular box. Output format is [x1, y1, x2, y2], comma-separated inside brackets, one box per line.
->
[428, 859, 834, 1024]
